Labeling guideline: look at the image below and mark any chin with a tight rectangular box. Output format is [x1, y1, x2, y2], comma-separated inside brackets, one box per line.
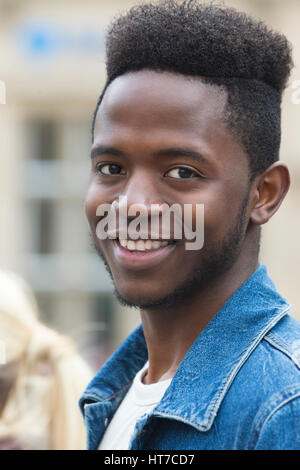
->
[113, 289, 162, 308]
[113, 275, 168, 299]
[113, 283, 182, 310]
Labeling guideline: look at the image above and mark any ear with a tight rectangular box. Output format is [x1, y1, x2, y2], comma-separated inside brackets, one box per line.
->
[250, 162, 290, 225]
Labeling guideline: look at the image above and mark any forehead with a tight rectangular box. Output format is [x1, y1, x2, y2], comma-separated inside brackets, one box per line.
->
[95, 70, 228, 134]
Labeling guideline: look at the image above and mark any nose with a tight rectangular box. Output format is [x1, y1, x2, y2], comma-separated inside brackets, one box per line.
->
[112, 173, 164, 218]
[108, 171, 185, 241]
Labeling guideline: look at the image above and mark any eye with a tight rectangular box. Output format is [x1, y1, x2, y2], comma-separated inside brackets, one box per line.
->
[165, 167, 200, 180]
[96, 163, 125, 176]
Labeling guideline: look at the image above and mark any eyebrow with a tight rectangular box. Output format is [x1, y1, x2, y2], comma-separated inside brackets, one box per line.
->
[153, 148, 211, 165]
[90, 145, 211, 166]
[91, 145, 124, 160]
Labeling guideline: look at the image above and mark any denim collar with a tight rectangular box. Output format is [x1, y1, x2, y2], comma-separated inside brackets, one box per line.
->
[79, 263, 291, 445]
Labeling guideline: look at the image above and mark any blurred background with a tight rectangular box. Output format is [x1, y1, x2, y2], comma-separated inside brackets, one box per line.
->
[0, 0, 299, 374]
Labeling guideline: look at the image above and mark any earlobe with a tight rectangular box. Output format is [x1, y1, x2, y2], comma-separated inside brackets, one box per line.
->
[250, 162, 290, 226]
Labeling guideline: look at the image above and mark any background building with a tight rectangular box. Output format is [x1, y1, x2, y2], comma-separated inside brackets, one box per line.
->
[0, 0, 299, 371]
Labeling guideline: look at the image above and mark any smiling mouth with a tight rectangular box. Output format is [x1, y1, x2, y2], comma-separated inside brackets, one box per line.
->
[117, 238, 176, 252]
[109, 237, 178, 271]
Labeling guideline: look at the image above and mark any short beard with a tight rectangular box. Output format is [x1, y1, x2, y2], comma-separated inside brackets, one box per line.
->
[91, 192, 250, 311]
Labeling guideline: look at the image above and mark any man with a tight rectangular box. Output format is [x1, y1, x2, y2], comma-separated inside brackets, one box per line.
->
[79, 0, 300, 450]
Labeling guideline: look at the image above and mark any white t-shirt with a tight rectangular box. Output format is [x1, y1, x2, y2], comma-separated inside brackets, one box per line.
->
[98, 362, 172, 450]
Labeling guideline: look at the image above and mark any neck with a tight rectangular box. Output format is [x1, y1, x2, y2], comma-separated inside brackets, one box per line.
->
[140, 234, 259, 384]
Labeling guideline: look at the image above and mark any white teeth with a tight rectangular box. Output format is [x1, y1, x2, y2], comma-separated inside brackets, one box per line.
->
[119, 239, 127, 248]
[118, 239, 170, 251]
[136, 240, 146, 251]
[127, 240, 136, 251]
[145, 240, 152, 250]
[152, 241, 161, 249]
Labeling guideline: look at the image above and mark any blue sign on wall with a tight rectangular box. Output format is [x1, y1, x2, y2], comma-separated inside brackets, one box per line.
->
[16, 22, 105, 60]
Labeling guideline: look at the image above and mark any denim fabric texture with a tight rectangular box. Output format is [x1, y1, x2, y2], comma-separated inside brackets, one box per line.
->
[79, 264, 300, 450]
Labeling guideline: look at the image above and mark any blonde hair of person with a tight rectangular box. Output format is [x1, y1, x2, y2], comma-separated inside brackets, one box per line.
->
[0, 269, 93, 450]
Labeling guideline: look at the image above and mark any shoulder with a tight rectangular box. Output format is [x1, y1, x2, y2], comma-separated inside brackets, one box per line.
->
[252, 314, 300, 449]
[248, 383, 300, 449]
[254, 314, 300, 386]
[224, 314, 300, 449]
[237, 314, 300, 387]
[264, 314, 300, 367]
[231, 314, 300, 390]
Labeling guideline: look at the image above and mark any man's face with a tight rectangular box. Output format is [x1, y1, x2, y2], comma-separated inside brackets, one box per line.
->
[85, 70, 251, 309]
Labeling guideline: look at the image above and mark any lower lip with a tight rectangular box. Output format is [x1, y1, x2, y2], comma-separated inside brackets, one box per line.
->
[112, 240, 177, 270]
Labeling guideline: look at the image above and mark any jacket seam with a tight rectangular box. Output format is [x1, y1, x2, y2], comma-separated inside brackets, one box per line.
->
[81, 380, 133, 410]
[248, 390, 300, 449]
[264, 333, 300, 369]
[267, 331, 290, 351]
[152, 410, 208, 432]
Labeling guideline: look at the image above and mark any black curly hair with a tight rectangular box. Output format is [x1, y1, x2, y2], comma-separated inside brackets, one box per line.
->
[92, 0, 293, 179]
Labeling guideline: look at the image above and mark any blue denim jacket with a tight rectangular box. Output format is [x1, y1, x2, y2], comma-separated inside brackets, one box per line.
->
[79, 264, 300, 450]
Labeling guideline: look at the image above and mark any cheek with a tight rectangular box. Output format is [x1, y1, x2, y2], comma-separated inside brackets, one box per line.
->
[187, 188, 243, 244]
[85, 184, 103, 230]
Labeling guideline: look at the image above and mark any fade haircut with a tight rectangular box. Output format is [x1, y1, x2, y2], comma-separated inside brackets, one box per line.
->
[92, 0, 293, 180]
